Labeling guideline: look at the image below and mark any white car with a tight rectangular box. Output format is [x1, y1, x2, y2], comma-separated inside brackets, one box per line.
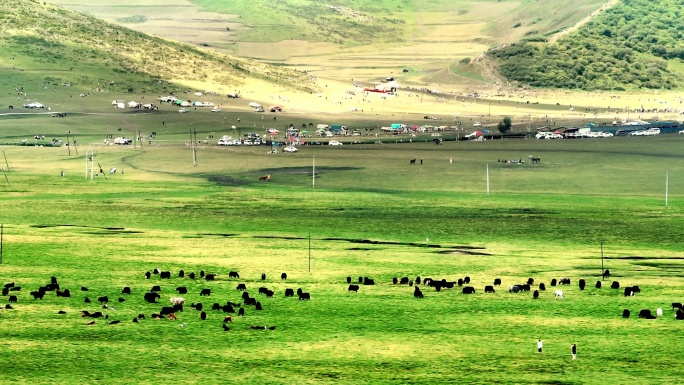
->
[473, 122, 482, 127]
[283, 146, 298, 153]
[679, 129, 684, 135]
[178, 108, 187, 113]
[267, 129, 279, 135]
[243, 140, 253, 146]
[211, 108, 221, 112]
[328, 140, 343, 146]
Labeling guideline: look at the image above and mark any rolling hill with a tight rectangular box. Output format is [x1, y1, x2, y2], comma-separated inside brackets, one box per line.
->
[0, 0, 316, 96]
[41, 0, 610, 88]
[488, 0, 684, 90]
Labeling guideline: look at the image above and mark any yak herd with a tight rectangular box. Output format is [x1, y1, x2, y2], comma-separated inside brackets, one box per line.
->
[0, 269, 307, 332]
[2, 268, 683, 332]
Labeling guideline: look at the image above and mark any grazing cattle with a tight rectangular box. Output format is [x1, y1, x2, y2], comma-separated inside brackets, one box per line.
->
[8, 295, 17, 303]
[138, 313, 145, 319]
[176, 286, 187, 294]
[9, 286, 20, 292]
[51, 277, 58, 285]
[242, 291, 251, 300]
[205, 274, 216, 281]
[348, 285, 359, 292]
[4, 304, 13, 310]
[363, 277, 375, 286]
[464, 276, 471, 284]
[521, 284, 531, 292]
[212, 303, 221, 311]
[255, 302, 263, 310]
[144, 292, 160, 303]
[527, 278, 534, 285]
[223, 324, 230, 332]
[265, 290, 274, 298]
[457, 278, 463, 287]
[178, 270, 185, 278]
[151, 285, 161, 292]
[632, 286, 641, 294]
[81, 287, 88, 292]
[281, 273, 287, 280]
[57, 310, 67, 314]
[346, 276, 352, 284]
[223, 316, 233, 323]
[676, 310, 684, 320]
[622, 309, 631, 318]
[484, 285, 495, 293]
[258, 287, 269, 295]
[56, 289, 71, 297]
[539, 283, 546, 291]
[400, 277, 409, 285]
[410, 158, 416, 165]
[509, 285, 521, 293]
[1, 287, 8, 296]
[200, 271, 205, 278]
[170, 297, 185, 306]
[251, 325, 266, 330]
[222, 304, 234, 313]
[559, 278, 570, 285]
[160, 306, 175, 316]
[414, 287, 424, 298]
[416, 276, 421, 285]
[31, 291, 45, 300]
[285, 288, 295, 297]
[409, 280, 414, 287]
[624, 288, 634, 297]
[296, 288, 303, 296]
[160, 271, 171, 279]
[298, 292, 311, 300]
[45, 283, 59, 291]
[200, 289, 211, 296]
[238, 308, 245, 316]
[462, 286, 475, 295]
[121, 287, 131, 295]
[193, 303, 203, 311]
[578, 279, 586, 290]
[86, 321, 96, 325]
[603, 269, 610, 278]
[173, 303, 184, 312]
[657, 308, 663, 317]
[550, 279, 557, 287]
[189, 272, 196, 280]
[261, 273, 266, 281]
[118, 297, 125, 303]
[167, 313, 177, 321]
[554, 290, 564, 300]
[358, 276, 363, 283]
[672, 302, 683, 311]
[200, 311, 207, 320]
[533, 290, 539, 299]
[494, 278, 502, 286]
[236, 283, 247, 291]
[595, 281, 602, 289]
[98, 296, 109, 304]
[84, 297, 91, 303]
[638, 309, 652, 318]
[611, 281, 620, 289]
[244, 297, 257, 305]
[145, 271, 151, 279]
[109, 320, 121, 325]
[423, 278, 433, 286]
[392, 277, 398, 285]
[228, 271, 239, 279]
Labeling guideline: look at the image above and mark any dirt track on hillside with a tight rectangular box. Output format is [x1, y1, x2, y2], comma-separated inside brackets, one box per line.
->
[548, 0, 619, 43]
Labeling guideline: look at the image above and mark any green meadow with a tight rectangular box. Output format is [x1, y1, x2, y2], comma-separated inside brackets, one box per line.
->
[0, 94, 683, 384]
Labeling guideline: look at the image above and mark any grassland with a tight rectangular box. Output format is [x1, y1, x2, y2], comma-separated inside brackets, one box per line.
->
[0, 83, 683, 384]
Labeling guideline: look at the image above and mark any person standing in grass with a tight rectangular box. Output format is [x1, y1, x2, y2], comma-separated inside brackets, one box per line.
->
[537, 340, 543, 354]
[571, 343, 577, 360]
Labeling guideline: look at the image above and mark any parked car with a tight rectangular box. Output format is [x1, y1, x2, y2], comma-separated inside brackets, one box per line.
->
[328, 140, 343, 146]
[283, 146, 298, 153]
[211, 108, 221, 112]
[243, 140, 253, 146]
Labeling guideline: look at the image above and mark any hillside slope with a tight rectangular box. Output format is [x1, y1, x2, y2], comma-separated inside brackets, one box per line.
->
[0, 0, 316, 94]
[488, 0, 683, 90]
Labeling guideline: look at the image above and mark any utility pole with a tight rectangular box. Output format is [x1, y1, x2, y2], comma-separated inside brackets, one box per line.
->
[601, 240, 604, 280]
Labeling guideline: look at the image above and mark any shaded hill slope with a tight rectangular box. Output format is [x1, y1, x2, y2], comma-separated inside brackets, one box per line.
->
[488, 0, 683, 90]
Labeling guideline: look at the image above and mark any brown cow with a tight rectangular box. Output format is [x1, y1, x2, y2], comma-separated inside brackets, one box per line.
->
[223, 316, 233, 323]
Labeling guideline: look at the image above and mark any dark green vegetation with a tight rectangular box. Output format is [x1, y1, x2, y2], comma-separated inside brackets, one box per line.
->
[1, 89, 684, 383]
[490, 0, 684, 90]
[0, 0, 314, 94]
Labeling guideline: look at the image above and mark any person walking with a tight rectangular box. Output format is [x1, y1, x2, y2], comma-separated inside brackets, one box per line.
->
[571, 343, 577, 360]
[537, 340, 543, 354]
